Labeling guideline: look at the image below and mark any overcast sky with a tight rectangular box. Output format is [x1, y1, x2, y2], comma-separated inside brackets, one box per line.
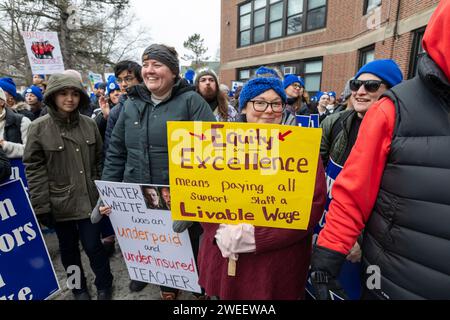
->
[129, 0, 221, 66]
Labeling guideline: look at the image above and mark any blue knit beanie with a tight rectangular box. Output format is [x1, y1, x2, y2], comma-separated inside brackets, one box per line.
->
[354, 59, 403, 88]
[239, 77, 287, 111]
[255, 66, 281, 79]
[328, 91, 336, 98]
[316, 91, 330, 100]
[106, 79, 120, 95]
[24, 85, 43, 102]
[283, 74, 305, 89]
[0, 77, 17, 99]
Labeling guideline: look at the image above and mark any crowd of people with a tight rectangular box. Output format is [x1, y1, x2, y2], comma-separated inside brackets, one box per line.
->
[1, 0, 449, 301]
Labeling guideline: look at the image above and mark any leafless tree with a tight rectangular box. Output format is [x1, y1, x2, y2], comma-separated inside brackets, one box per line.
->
[0, 0, 151, 86]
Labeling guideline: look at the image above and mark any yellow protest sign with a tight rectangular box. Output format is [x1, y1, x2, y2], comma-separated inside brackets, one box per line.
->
[168, 121, 321, 230]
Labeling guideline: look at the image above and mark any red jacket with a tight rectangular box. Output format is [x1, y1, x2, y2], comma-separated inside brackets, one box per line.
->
[198, 160, 326, 300]
[317, 0, 450, 256]
[317, 98, 395, 254]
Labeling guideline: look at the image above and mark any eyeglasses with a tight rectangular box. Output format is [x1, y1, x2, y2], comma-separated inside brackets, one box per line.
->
[117, 76, 136, 84]
[349, 79, 387, 93]
[291, 83, 303, 89]
[249, 100, 284, 113]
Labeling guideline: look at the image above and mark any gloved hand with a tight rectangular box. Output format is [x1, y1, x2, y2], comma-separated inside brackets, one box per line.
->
[172, 220, 193, 233]
[310, 245, 348, 300]
[37, 212, 56, 229]
[215, 223, 256, 259]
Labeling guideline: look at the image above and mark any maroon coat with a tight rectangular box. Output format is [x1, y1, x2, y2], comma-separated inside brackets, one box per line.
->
[198, 159, 326, 300]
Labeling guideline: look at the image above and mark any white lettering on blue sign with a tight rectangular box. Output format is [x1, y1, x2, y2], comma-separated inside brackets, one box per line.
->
[0, 199, 17, 221]
[9, 167, 20, 181]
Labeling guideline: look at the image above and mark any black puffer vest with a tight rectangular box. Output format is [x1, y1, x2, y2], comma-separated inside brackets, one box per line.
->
[361, 54, 450, 299]
[3, 107, 23, 144]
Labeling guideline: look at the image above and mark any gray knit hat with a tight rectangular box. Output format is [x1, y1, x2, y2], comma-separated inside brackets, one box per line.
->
[142, 44, 180, 76]
[194, 68, 219, 87]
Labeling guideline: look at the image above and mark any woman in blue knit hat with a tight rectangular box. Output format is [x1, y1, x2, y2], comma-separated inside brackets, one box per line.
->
[316, 59, 403, 281]
[320, 59, 403, 168]
[197, 72, 326, 299]
[283, 74, 311, 116]
[25, 85, 44, 120]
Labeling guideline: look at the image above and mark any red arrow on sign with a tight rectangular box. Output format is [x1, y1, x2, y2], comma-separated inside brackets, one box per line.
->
[189, 132, 207, 141]
[278, 130, 293, 141]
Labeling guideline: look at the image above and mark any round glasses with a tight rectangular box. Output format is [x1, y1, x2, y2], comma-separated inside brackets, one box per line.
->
[249, 100, 284, 113]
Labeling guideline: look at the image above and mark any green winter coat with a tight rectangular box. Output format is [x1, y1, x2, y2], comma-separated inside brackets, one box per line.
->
[102, 79, 216, 184]
[23, 74, 103, 221]
[320, 109, 358, 167]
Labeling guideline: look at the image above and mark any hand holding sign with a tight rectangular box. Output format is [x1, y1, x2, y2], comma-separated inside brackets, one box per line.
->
[215, 223, 256, 277]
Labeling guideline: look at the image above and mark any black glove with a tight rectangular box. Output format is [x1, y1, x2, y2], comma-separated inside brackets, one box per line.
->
[37, 212, 56, 229]
[310, 245, 348, 300]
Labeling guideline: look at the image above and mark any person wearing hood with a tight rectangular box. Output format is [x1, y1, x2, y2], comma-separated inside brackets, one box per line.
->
[24, 85, 45, 120]
[283, 74, 311, 116]
[23, 74, 113, 300]
[311, 1, 450, 300]
[39, 70, 94, 118]
[100, 44, 216, 298]
[0, 87, 31, 159]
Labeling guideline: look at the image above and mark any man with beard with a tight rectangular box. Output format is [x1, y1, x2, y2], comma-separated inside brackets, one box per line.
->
[195, 69, 239, 122]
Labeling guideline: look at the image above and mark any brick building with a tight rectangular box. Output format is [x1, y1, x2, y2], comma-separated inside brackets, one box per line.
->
[219, 0, 440, 96]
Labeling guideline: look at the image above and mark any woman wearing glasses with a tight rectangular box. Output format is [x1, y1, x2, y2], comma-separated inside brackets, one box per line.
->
[283, 74, 311, 116]
[197, 73, 326, 299]
[320, 59, 403, 168]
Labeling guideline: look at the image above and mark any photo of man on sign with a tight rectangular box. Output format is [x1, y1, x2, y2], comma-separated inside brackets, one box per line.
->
[142, 186, 163, 210]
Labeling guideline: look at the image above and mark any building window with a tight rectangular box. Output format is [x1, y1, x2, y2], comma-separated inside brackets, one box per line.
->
[239, 3, 252, 46]
[269, 0, 284, 39]
[239, 69, 252, 81]
[358, 45, 375, 69]
[306, 0, 327, 31]
[236, 58, 323, 94]
[238, 0, 327, 47]
[408, 27, 426, 79]
[303, 59, 323, 93]
[364, 0, 381, 15]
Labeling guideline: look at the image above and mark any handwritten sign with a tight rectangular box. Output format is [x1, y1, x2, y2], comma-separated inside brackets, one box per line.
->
[21, 31, 65, 74]
[0, 180, 59, 300]
[168, 121, 322, 230]
[95, 181, 201, 293]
